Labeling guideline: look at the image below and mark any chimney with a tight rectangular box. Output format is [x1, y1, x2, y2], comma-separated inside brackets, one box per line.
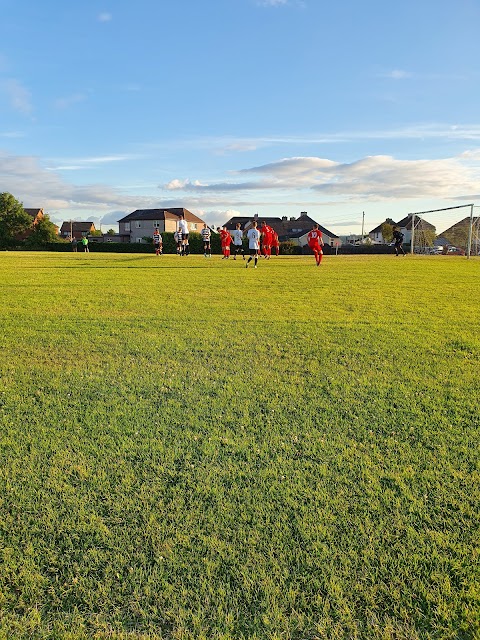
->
[282, 216, 287, 221]
[290, 217, 296, 221]
[300, 211, 307, 217]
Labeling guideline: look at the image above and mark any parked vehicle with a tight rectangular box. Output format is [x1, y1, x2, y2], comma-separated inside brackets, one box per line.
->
[446, 246, 465, 256]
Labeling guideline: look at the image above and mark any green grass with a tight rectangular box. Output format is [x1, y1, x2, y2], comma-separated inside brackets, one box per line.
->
[0, 252, 479, 640]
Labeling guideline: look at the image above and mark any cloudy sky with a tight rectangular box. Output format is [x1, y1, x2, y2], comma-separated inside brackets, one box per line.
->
[1, 0, 479, 234]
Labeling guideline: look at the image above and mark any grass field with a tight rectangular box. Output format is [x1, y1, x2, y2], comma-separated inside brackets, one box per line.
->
[0, 251, 479, 640]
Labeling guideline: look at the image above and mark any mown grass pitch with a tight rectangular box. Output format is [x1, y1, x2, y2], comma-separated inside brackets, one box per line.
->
[0, 252, 479, 640]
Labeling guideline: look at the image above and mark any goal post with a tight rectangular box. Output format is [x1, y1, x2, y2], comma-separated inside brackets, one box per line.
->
[407, 204, 476, 258]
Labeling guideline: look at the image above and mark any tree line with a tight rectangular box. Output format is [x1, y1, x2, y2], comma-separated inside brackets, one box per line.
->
[0, 192, 61, 249]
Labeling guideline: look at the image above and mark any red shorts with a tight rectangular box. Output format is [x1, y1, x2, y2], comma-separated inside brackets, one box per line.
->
[309, 243, 322, 252]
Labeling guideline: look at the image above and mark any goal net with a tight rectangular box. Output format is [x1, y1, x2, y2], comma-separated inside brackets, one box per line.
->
[405, 204, 477, 257]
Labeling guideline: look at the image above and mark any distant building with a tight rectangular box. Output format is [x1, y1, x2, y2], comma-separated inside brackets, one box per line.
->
[60, 221, 97, 240]
[440, 216, 479, 249]
[340, 234, 364, 246]
[368, 215, 435, 245]
[368, 222, 389, 244]
[118, 208, 206, 243]
[16, 208, 45, 240]
[396, 214, 436, 245]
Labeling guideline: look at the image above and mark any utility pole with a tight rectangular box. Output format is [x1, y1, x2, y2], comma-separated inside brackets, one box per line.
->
[410, 213, 415, 254]
[361, 211, 365, 241]
[466, 203, 474, 259]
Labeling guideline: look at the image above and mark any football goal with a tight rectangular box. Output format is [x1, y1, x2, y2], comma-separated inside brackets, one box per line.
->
[406, 203, 477, 258]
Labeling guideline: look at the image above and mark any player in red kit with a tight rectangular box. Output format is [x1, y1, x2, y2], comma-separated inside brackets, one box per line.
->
[271, 230, 280, 256]
[260, 221, 273, 258]
[218, 227, 230, 259]
[223, 229, 232, 258]
[307, 224, 324, 266]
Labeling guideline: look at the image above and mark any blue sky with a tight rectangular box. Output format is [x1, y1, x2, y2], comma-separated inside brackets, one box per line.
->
[1, 0, 479, 234]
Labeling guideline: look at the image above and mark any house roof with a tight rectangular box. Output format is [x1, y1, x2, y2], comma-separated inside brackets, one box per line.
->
[118, 208, 204, 224]
[439, 216, 479, 236]
[60, 221, 95, 232]
[279, 213, 339, 239]
[24, 208, 44, 219]
[396, 214, 436, 231]
[369, 223, 388, 234]
[368, 219, 399, 234]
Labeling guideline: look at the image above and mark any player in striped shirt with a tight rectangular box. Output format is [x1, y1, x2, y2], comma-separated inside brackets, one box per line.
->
[153, 229, 162, 255]
[201, 223, 212, 257]
[174, 229, 183, 255]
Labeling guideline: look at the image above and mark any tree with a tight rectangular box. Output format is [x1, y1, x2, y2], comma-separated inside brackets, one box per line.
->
[0, 192, 32, 246]
[24, 214, 62, 246]
[107, 228, 116, 235]
[380, 222, 394, 243]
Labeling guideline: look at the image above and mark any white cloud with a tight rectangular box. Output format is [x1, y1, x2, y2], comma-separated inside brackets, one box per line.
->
[0, 151, 156, 215]
[160, 153, 480, 201]
[143, 125, 480, 158]
[1, 79, 33, 115]
[165, 178, 208, 190]
[216, 142, 259, 154]
[46, 154, 141, 171]
[98, 12, 112, 22]
[165, 178, 190, 190]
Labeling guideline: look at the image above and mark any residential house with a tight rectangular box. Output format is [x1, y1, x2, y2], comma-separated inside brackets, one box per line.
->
[440, 216, 479, 250]
[340, 234, 364, 246]
[118, 208, 205, 243]
[396, 214, 436, 245]
[60, 221, 97, 240]
[368, 223, 389, 244]
[368, 215, 436, 245]
[278, 212, 340, 247]
[16, 208, 45, 240]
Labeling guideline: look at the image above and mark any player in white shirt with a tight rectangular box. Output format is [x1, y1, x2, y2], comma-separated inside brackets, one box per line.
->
[177, 214, 189, 255]
[245, 221, 261, 269]
[231, 222, 245, 260]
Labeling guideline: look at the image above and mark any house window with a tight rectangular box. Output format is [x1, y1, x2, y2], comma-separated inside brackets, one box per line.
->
[153, 221, 160, 228]
[136, 238, 143, 243]
[124, 223, 130, 232]
[190, 223, 197, 230]
[135, 221, 142, 229]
